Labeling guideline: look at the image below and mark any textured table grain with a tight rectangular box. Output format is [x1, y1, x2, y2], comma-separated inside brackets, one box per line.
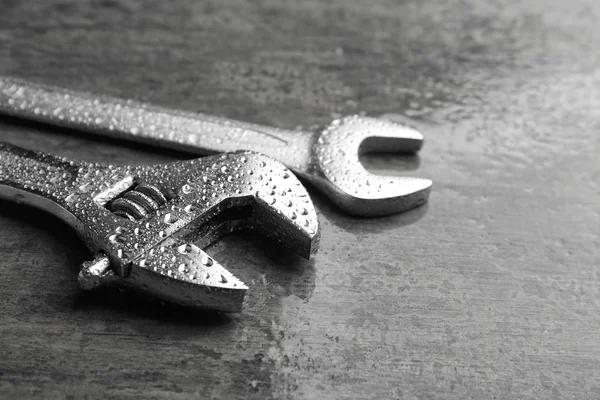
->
[0, 1, 599, 399]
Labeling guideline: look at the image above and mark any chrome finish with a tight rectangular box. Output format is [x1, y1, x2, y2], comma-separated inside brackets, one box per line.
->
[0, 142, 320, 312]
[0, 77, 432, 216]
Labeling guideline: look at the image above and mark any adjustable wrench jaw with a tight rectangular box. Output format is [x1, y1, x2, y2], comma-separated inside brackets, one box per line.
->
[310, 115, 432, 217]
[93, 151, 320, 311]
[0, 144, 320, 312]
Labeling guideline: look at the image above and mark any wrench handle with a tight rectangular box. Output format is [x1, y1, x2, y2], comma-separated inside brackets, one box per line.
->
[0, 142, 86, 225]
[0, 142, 72, 194]
[0, 77, 313, 175]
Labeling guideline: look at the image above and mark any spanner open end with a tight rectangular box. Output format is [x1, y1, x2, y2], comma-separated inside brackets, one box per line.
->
[311, 115, 432, 217]
[0, 144, 320, 312]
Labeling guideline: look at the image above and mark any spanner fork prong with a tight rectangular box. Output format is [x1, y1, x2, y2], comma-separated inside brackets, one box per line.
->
[0, 142, 320, 312]
[0, 77, 432, 217]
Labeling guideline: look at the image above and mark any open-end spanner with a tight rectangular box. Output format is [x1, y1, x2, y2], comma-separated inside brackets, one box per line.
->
[0, 77, 432, 217]
[0, 142, 320, 312]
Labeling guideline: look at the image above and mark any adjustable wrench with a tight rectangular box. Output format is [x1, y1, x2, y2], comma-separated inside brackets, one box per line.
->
[0, 77, 432, 217]
[0, 142, 320, 312]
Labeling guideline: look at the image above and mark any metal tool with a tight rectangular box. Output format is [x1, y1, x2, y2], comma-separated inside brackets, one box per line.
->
[0, 142, 320, 312]
[0, 77, 432, 217]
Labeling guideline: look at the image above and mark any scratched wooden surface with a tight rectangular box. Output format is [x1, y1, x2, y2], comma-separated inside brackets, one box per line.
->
[0, 1, 599, 399]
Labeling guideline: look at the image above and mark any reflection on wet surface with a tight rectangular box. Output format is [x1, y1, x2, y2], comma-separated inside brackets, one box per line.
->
[1, 0, 600, 397]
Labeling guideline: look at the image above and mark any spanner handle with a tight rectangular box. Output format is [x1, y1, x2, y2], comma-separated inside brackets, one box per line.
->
[0, 77, 313, 175]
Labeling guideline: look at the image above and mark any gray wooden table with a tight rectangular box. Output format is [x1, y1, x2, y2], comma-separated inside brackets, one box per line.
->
[1, 1, 599, 399]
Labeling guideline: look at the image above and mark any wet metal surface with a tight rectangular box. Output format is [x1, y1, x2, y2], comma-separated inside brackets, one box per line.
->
[0, 0, 599, 399]
[0, 77, 432, 216]
[0, 143, 319, 312]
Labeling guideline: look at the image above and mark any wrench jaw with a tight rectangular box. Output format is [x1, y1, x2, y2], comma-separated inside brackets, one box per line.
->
[246, 159, 321, 259]
[78, 247, 248, 312]
[251, 197, 320, 259]
[311, 115, 432, 217]
[157, 151, 320, 259]
[126, 243, 248, 313]
[80, 151, 320, 312]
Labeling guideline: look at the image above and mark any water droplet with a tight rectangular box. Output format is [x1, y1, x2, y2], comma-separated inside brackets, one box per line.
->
[79, 182, 93, 192]
[178, 244, 192, 254]
[184, 204, 197, 213]
[201, 254, 213, 266]
[65, 193, 79, 203]
[109, 234, 124, 244]
[164, 213, 177, 224]
[182, 184, 192, 194]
